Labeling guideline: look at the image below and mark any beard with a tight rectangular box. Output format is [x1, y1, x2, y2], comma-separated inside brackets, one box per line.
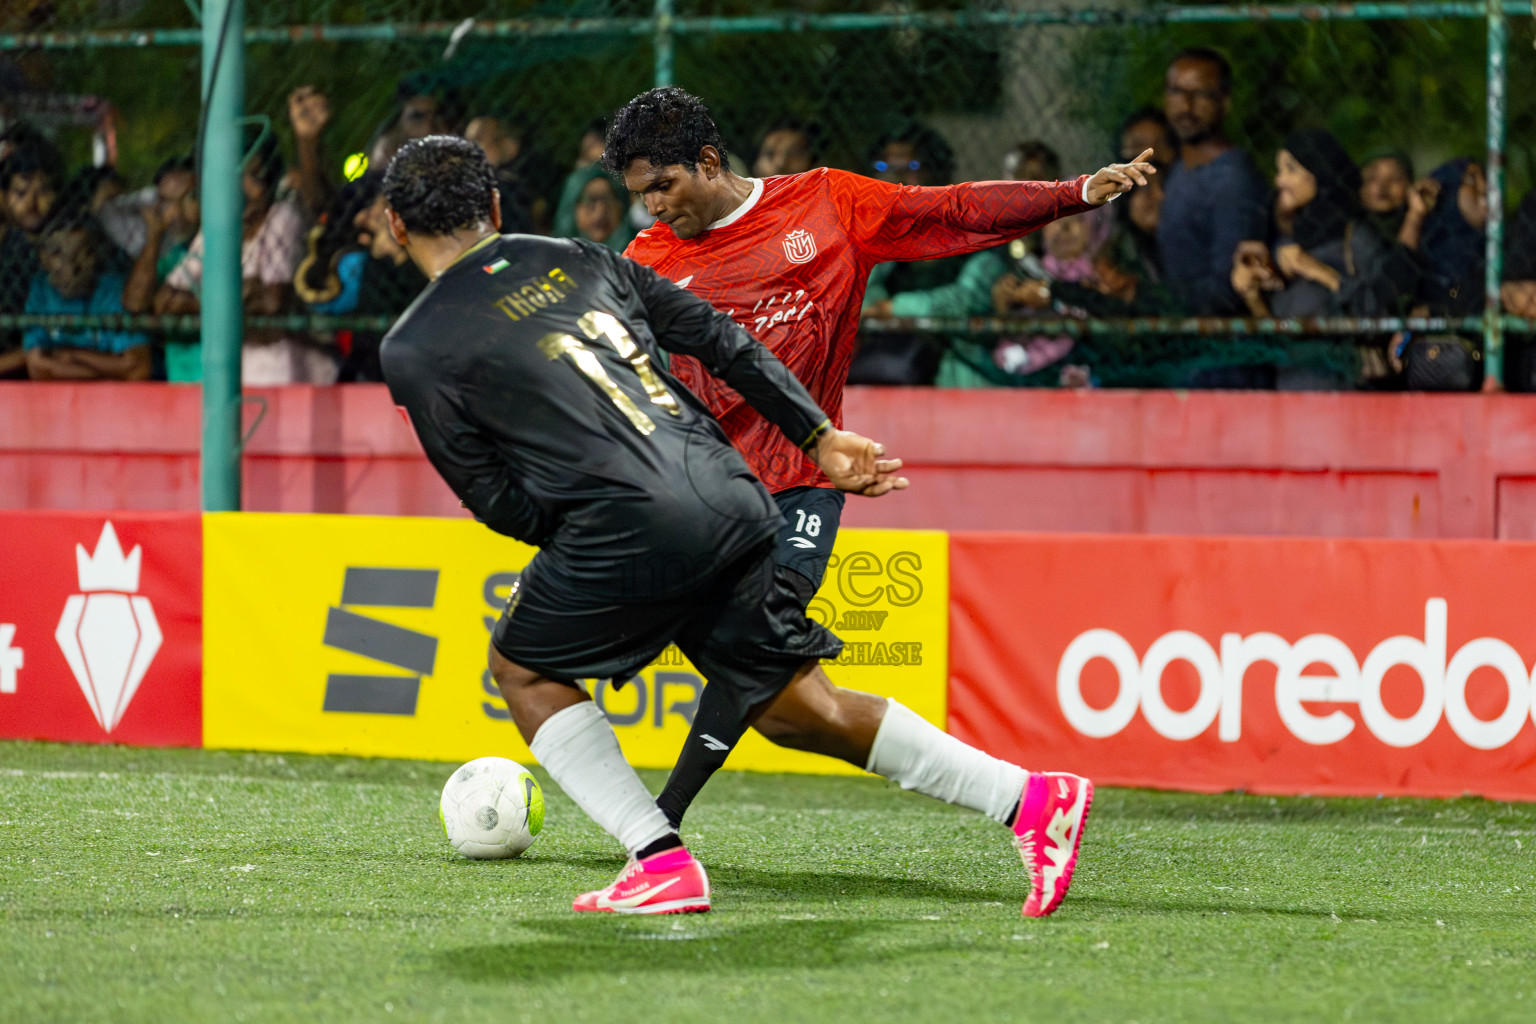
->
[1174, 121, 1216, 146]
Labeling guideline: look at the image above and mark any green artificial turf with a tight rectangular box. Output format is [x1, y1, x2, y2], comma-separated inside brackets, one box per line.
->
[1, 740, 1531, 1023]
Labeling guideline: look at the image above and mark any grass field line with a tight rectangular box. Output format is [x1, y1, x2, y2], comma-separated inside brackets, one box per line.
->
[5, 766, 1536, 840]
[0, 767, 424, 789]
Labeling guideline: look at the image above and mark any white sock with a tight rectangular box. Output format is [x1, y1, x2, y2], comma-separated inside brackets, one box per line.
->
[528, 701, 675, 856]
[864, 698, 1028, 825]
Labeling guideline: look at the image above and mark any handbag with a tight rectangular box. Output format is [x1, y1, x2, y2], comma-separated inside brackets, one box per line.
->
[1400, 333, 1481, 391]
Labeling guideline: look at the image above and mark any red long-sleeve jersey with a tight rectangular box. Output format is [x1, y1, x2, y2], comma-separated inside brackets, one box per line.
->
[623, 167, 1094, 492]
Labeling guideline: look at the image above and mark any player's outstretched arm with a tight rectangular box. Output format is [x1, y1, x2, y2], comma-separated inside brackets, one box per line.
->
[1084, 147, 1158, 205]
[811, 427, 909, 498]
[838, 158, 1142, 265]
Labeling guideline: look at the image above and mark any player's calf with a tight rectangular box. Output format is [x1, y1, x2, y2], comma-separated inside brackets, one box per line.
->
[750, 666, 884, 764]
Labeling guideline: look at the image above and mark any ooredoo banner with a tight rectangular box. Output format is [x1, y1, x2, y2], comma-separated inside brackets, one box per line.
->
[203, 513, 947, 773]
[949, 533, 1536, 801]
[0, 511, 203, 747]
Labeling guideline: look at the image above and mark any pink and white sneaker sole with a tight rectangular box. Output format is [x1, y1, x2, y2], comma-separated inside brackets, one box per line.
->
[1013, 771, 1093, 918]
[572, 849, 711, 915]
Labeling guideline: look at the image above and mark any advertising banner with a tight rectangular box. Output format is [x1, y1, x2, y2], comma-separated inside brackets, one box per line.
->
[949, 533, 1536, 800]
[204, 513, 946, 773]
[0, 511, 202, 747]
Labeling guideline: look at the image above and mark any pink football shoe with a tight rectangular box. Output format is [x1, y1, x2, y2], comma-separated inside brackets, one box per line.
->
[572, 847, 711, 915]
[1013, 771, 1093, 918]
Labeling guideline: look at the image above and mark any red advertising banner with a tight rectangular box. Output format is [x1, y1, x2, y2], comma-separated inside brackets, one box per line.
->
[0, 511, 202, 747]
[949, 533, 1536, 801]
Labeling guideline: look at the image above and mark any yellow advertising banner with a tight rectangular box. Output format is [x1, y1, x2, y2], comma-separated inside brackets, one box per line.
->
[203, 513, 947, 774]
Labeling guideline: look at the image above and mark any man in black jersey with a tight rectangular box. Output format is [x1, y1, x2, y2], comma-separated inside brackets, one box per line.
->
[380, 136, 906, 915]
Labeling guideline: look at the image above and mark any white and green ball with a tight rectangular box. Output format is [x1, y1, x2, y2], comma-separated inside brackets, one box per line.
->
[439, 756, 544, 859]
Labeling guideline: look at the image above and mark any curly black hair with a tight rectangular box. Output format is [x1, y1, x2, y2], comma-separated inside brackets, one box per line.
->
[602, 87, 729, 177]
[382, 135, 498, 236]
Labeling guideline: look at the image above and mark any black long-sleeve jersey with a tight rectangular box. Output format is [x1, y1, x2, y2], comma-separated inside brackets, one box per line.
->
[381, 235, 832, 602]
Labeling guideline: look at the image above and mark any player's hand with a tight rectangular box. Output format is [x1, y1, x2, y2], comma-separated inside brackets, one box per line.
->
[1085, 148, 1156, 205]
[813, 428, 909, 498]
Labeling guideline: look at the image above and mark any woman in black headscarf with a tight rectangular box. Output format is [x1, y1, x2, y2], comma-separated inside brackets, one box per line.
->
[1414, 157, 1488, 315]
[1231, 129, 1416, 387]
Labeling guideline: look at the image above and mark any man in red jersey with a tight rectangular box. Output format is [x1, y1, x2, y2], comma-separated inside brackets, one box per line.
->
[602, 88, 1153, 917]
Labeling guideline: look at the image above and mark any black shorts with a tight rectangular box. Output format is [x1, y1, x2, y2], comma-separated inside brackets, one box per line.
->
[491, 540, 843, 721]
[771, 486, 846, 593]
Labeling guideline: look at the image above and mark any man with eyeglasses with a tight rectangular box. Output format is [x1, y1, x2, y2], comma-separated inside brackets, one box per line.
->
[605, 87, 1156, 916]
[868, 121, 953, 188]
[1158, 47, 1269, 319]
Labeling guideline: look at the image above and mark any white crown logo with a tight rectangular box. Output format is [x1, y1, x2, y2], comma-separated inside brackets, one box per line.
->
[55, 522, 161, 733]
[75, 521, 142, 593]
[783, 228, 817, 265]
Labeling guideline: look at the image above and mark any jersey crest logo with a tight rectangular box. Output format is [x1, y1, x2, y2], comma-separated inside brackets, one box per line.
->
[782, 229, 818, 265]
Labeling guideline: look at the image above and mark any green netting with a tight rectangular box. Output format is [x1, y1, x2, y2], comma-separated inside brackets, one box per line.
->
[1, 1, 1532, 387]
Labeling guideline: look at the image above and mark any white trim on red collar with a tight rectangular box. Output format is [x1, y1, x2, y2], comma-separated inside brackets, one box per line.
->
[706, 177, 764, 231]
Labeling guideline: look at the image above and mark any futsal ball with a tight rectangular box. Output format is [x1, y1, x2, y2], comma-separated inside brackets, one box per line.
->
[440, 756, 544, 859]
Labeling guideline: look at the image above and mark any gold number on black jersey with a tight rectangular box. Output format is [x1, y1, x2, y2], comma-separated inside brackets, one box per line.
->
[537, 332, 657, 435]
[577, 311, 681, 418]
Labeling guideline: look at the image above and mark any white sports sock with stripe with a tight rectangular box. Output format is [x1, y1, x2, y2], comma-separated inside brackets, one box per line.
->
[864, 698, 1028, 825]
[529, 701, 674, 856]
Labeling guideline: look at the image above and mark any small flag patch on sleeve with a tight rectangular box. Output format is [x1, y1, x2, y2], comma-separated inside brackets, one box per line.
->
[483, 259, 511, 275]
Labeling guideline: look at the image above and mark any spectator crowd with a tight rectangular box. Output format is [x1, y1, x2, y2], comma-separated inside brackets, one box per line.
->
[2, 45, 1534, 390]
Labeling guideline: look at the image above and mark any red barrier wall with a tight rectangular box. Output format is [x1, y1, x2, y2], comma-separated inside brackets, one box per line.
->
[842, 389, 1536, 539]
[0, 383, 461, 517]
[6, 383, 1536, 538]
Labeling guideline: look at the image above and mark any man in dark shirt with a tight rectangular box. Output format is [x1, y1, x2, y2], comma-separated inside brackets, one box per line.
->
[380, 136, 906, 915]
[1157, 47, 1268, 316]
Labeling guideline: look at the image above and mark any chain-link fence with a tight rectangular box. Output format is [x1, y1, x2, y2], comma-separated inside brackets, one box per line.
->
[1, 0, 1533, 391]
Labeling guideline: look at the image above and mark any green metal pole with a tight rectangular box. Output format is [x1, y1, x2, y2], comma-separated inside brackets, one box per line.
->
[1484, 0, 1508, 387]
[654, 0, 675, 87]
[200, 0, 244, 511]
